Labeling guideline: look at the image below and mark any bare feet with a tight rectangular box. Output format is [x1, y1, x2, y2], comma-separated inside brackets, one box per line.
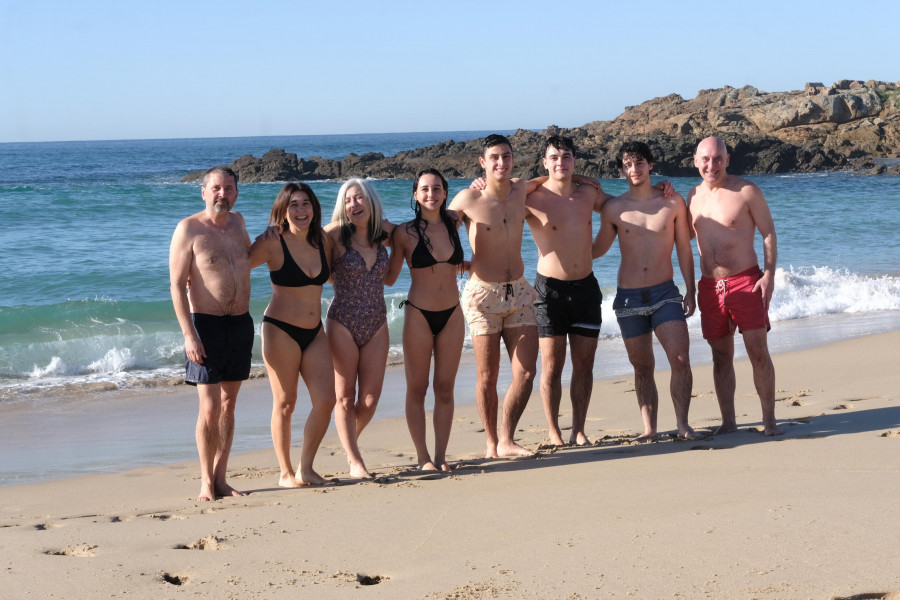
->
[570, 431, 591, 446]
[497, 440, 534, 457]
[714, 421, 738, 435]
[437, 462, 453, 473]
[278, 472, 305, 488]
[547, 428, 565, 446]
[764, 423, 784, 436]
[215, 483, 247, 498]
[484, 442, 500, 459]
[297, 469, 332, 486]
[634, 430, 658, 441]
[419, 461, 439, 471]
[677, 426, 700, 440]
[348, 461, 372, 479]
[197, 482, 216, 502]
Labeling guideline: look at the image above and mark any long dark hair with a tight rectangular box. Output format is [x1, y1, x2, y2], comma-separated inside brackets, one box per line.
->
[406, 168, 460, 255]
[269, 182, 324, 249]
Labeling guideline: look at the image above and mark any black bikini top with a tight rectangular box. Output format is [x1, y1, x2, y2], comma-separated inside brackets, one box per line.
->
[410, 224, 464, 269]
[269, 235, 329, 287]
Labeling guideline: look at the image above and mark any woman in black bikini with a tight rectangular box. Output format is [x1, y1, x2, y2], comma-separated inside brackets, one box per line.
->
[250, 183, 336, 487]
[386, 168, 466, 471]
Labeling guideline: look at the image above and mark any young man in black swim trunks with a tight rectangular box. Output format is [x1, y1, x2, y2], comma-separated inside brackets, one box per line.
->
[169, 166, 254, 501]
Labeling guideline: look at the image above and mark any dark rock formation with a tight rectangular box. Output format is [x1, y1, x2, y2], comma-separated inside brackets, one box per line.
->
[182, 79, 900, 183]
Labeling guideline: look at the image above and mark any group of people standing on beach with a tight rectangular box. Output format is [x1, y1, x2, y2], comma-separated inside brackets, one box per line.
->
[169, 133, 780, 502]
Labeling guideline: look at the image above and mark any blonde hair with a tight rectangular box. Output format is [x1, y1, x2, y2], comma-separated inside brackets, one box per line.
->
[331, 179, 386, 247]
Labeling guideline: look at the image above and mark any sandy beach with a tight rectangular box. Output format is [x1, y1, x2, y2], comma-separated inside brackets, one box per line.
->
[2, 331, 899, 599]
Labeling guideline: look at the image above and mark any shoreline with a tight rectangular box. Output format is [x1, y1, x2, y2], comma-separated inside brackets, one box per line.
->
[2, 330, 898, 598]
[3, 310, 900, 488]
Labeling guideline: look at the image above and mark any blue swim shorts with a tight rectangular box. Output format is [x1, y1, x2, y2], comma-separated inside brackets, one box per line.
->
[613, 280, 685, 339]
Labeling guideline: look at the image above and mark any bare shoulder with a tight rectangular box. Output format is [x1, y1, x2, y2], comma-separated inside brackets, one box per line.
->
[323, 221, 340, 234]
[449, 187, 480, 211]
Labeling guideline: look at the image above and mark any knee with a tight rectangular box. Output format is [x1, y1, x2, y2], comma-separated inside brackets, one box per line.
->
[432, 379, 454, 402]
[669, 352, 691, 373]
[515, 366, 536, 386]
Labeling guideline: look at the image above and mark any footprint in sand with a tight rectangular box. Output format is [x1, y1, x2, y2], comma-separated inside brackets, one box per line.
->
[173, 535, 224, 551]
[141, 513, 186, 521]
[880, 431, 900, 438]
[45, 544, 97, 557]
[160, 572, 189, 586]
[834, 403, 854, 410]
[34, 523, 62, 531]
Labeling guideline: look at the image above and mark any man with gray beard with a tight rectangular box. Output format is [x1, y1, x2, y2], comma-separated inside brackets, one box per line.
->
[169, 166, 254, 501]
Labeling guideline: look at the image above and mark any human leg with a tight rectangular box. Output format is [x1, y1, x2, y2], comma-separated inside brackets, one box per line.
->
[472, 332, 502, 458]
[261, 320, 304, 487]
[212, 380, 244, 497]
[622, 333, 658, 439]
[297, 329, 337, 484]
[741, 328, 782, 436]
[326, 318, 369, 478]
[654, 320, 696, 439]
[355, 324, 389, 436]
[195, 383, 222, 501]
[707, 334, 738, 434]
[498, 324, 538, 456]
[538, 335, 567, 446]
[568, 333, 598, 445]
[402, 305, 438, 469]
[431, 308, 464, 470]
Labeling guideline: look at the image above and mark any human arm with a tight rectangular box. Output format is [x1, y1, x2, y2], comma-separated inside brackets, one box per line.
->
[591, 206, 618, 259]
[672, 196, 696, 317]
[168, 221, 205, 364]
[749, 186, 777, 308]
[385, 226, 407, 286]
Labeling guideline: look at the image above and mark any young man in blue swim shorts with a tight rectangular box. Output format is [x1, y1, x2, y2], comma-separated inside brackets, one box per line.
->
[593, 142, 699, 440]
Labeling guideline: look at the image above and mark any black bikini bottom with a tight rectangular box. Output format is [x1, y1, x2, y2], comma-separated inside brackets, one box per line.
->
[400, 301, 459, 336]
[262, 316, 322, 351]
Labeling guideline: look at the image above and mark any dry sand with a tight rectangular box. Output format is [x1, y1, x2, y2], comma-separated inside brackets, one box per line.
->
[2, 331, 899, 599]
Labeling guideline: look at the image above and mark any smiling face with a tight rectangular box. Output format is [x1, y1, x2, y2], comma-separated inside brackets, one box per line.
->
[694, 137, 730, 184]
[201, 172, 238, 215]
[543, 144, 575, 181]
[619, 152, 652, 186]
[414, 172, 447, 214]
[344, 184, 370, 226]
[286, 191, 313, 233]
[479, 143, 514, 181]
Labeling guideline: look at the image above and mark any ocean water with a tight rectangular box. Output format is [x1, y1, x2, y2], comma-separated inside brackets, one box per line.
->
[2, 133, 899, 485]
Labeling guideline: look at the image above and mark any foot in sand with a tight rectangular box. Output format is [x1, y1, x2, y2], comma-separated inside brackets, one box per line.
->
[764, 423, 784, 437]
[437, 461, 453, 473]
[348, 461, 373, 479]
[215, 483, 247, 498]
[547, 429, 565, 446]
[278, 472, 305, 488]
[497, 440, 534, 457]
[570, 432, 591, 446]
[634, 430, 658, 441]
[714, 421, 739, 435]
[419, 461, 439, 472]
[677, 426, 700, 440]
[197, 482, 216, 502]
[297, 469, 333, 486]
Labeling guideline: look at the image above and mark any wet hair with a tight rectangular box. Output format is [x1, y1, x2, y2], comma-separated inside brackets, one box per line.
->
[202, 166, 239, 187]
[615, 142, 654, 170]
[542, 135, 576, 157]
[268, 183, 323, 248]
[331, 178, 387, 248]
[405, 168, 461, 259]
[481, 134, 513, 155]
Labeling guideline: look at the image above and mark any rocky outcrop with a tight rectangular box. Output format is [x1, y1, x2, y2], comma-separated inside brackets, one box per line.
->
[182, 79, 900, 182]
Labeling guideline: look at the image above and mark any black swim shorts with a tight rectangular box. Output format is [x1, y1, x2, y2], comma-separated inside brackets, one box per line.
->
[533, 272, 602, 339]
[185, 312, 254, 385]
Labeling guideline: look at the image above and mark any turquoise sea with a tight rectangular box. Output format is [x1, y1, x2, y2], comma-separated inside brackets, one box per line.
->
[2, 132, 899, 485]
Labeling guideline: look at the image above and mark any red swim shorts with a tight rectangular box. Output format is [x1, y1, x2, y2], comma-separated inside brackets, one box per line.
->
[697, 266, 770, 340]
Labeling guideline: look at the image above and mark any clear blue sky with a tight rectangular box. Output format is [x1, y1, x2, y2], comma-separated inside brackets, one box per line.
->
[2, 0, 898, 143]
